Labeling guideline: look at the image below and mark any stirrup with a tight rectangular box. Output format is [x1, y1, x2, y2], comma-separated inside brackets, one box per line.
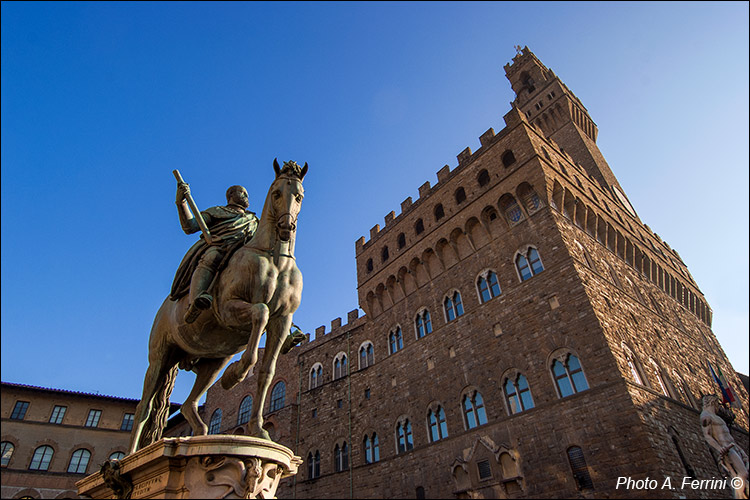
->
[194, 293, 213, 310]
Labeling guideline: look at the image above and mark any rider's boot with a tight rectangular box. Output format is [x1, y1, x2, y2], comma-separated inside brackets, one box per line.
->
[184, 266, 216, 323]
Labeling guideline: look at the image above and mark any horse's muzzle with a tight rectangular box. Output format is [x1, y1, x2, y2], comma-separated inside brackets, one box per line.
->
[277, 213, 297, 242]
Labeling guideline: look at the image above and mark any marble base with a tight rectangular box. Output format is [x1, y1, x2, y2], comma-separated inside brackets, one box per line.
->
[76, 435, 302, 499]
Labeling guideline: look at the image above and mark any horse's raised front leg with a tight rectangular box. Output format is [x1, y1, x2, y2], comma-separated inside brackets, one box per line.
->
[248, 315, 292, 440]
[219, 299, 269, 390]
[182, 357, 231, 436]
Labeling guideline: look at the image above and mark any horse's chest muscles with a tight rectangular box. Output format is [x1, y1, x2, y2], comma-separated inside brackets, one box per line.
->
[269, 264, 302, 314]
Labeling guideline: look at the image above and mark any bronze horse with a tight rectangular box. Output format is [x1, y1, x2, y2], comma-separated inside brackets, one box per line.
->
[129, 160, 306, 453]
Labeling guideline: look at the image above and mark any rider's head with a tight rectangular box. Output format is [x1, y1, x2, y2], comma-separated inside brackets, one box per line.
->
[226, 185, 249, 209]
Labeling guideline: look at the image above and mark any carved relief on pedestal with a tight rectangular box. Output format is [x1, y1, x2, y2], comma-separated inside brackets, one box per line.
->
[184, 455, 284, 499]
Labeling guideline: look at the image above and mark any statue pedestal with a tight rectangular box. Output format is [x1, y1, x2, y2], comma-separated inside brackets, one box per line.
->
[76, 435, 302, 499]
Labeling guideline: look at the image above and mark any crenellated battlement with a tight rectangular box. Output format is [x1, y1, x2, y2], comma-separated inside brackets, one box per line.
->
[300, 308, 366, 349]
[354, 108, 525, 255]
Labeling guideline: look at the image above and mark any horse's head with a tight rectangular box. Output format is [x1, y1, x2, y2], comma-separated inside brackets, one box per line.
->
[270, 158, 307, 242]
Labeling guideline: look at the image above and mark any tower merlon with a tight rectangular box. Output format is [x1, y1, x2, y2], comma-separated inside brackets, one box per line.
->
[385, 211, 395, 226]
[418, 181, 431, 198]
[437, 164, 453, 182]
[400, 197, 413, 212]
[479, 128, 495, 147]
[355, 236, 365, 255]
[456, 148, 472, 166]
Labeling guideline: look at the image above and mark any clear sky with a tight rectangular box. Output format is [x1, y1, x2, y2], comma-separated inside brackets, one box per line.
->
[2, 2, 748, 406]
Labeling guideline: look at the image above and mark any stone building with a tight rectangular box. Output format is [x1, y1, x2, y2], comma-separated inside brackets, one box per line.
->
[0, 382, 143, 499]
[172, 47, 749, 499]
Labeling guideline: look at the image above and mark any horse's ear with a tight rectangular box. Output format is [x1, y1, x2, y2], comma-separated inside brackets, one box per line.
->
[273, 158, 281, 178]
[300, 162, 308, 180]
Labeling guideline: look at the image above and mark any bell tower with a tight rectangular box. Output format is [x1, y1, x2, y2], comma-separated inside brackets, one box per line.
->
[504, 47, 636, 218]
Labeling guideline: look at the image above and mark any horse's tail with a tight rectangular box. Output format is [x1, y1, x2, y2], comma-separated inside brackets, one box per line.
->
[138, 364, 178, 450]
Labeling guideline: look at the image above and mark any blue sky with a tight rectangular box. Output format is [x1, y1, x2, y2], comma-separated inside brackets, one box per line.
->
[2, 2, 747, 405]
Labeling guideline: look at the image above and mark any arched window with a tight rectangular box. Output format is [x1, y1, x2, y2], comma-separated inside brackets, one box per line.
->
[415, 218, 425, 235]
[366, 258, 373, 273]
[334, 442, 349, 472]
[309, 364, 323, 390]
[269, 382, 286, 412]
[363, 433, 380, 464]
[622, 345, 645, 386]
[427, 406, 448, 442]
[415, 309, 432, 338]
[208, 409, 222, 434]
[397, 233, 406, 249]
[501, 150, 516, 167]
[381, 246, 389, 262]
[444, 291, 464, 322]
[462, 391, 487, 429]
[333, 353, 348, 380]
[29, 445, 54, 471]
[396, 419, 414, 454]
[434, 204, 445, 221]
[455, 187, 467, 204]
[552, 354, 589, 398]
[109, 451, 125, 461]
[359, 342, 374, 369]
[477, 271, 501, 303]
[477, 169, 490, 187]
[389, 327, 403, 354]
[67, 449, 91, 474]
[567, 446, 594, 490]
[504, 373, 534, 414]
[307, 450, 320, 479]
[649, 360, 674, 398]
[238, 396, 253, 425]
[516, 247, 544, 281]
[1, 442, 15, 467]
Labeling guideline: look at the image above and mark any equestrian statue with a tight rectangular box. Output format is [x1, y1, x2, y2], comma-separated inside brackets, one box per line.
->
[129, 159, 307, 454]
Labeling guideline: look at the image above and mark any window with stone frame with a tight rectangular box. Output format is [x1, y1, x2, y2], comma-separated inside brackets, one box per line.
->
[389, 327, 403, 354]
[444, 291, 464, 322]
[516, 247, 544, 281]
[415, 309, 432, 338]
[29, 445, 54, 471]
[333, 353, 348, 380]
[307, 450, 320, 479]
[1, 442, 14, 467]
[622, 344, 646, 386]
[121, 413, 134, 431]
[551, 353, 589, 398]
[85, 409, 102, 428]
[309, 364, 323, 390]
[427, 405, 449, 442]
[109, 451, 125, 461]
[334, 442, 349, 472]
[359, 341, 374, 369]
[504, 373, 535, 414]
[269, 381, 286, 412]
[208, 409, 222, 434]
[49, 405, 67, 424]
[396, 418, 414, 454]
[477, 270, 501, 303]
[415, 218, 425, 235]
[238, 395, 253, 425]
[477, 169, 490, 187]
[11, 401, 29, 420]
[67, 448, 91, 474]
[462, 390, 488, 429]
[363, 433, 380, 464]
[397, 232, 406, 249]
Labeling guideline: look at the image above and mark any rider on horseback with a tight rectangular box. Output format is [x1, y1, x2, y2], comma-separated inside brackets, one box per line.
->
[171, 183, 259, 323]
